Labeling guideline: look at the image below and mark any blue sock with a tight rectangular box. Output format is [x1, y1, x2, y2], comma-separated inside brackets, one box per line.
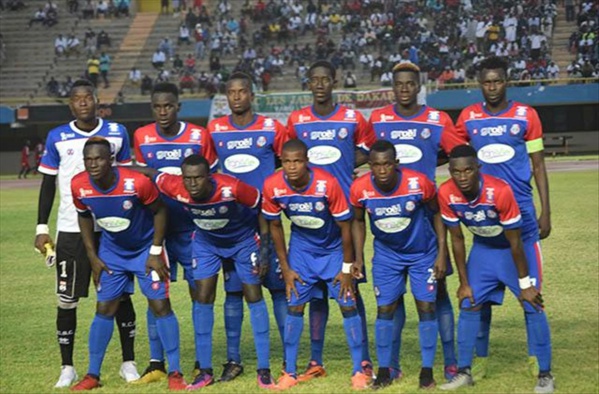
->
[342, 310, 364, 374]
[457, 310, 481, 369]
[193, 302, 214, 369]
[88, 313, 114, 377]
[284, 311, 304, 375]
[475, 304, 492, 357]
[418, 313, 438, 369]
[155, 311, 181, 374]
[224, 293, 243, 363]
[191, 302, 199, 364]
[437, 294, 457, 366]
[375, 314, 394, 368]
[525, 311, 552, 372]
[309, 298, 328, 365]
[356, 291, 371, 362]
[146, 308, 164, 362]
[391, 299, 406, 371]
[248, 300, 270, 369]
[270, 290, 287, 359]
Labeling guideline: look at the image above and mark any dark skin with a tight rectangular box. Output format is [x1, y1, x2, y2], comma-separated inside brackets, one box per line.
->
[270, 148, 355, 316]
[35, 85, 100, 254]
[479, 67, 551, 239]
[78, 143, 171, 317]
[447, 156, 543, 311]
[352, 149, 446, 317]
[151, 91, 181, 137]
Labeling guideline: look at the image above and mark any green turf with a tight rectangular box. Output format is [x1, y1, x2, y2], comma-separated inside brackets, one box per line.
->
[0, 171, 597, 393]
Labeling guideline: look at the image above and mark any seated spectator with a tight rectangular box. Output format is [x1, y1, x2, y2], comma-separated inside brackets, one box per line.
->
[45, 7, 58, 27]
[84, 28, 97, 55]
[28, 8, 47, 28]
[179, 72, 197, 93]
[581, 60, 595, 78]
[55, 34, 67, 56]
[57, 76, 74, 97]
[115, 0, 130, 17]
[141, 74, 153, 94]
[6, 0, 26, 11]
[453, 66, 466, 83]
[184, 53, 196, 73]
[46, 77, 59, 96]
[96, 0, 109, 18]
[343, 70, 357, 88]
[159, 37, 174, 59]
[547, 61, 560, 79]
[152, 49, 166, 69]
[178, 23, 191, 45]
[380, 71, 392, 86]
[97, 30, 111, 48]
[209, 54, 221, 71]
[271, 54, 284, 75]
[438, 66, 454, 85]
[66, 34, 81, 58]
[82, 0, 95, 19]
[261, 69, 272, 91]
[156, 68, 170, 82]
[128, 67, 141, 85]
[198, 71, 209, 89]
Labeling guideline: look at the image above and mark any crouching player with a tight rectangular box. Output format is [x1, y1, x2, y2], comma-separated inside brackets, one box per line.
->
[350, 140, 446, 389]
[154, 154, 276, 390]
[70, 137, 186, 391]
[262, 140, 368, 390]
[438, 145, 554, 394]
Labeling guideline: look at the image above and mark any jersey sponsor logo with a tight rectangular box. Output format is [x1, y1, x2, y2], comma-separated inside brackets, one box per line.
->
[156, 149, 183, 160]
[510, 124, 521, 135]
[467, 225, 504, 237]
[390, 129, 417, 140]
[407, 177, 421, 191]
[362, 190, 375, 199]
[108, 123, 120, 132]
[395, 144, 423, 164]
[375, 204, 402, 216]
[176, 193, 190, 203]
[374, 217, 411, 233]
[264, 118, 275, 128]
[315, 201, 325, 211]
[123, 178, 136, 193]
[290, 215, 325, 229]
[214, 123, 228, 131]
[60, 132, 76, 141]
[308, 146, 342, 165]
[310, 130, 336, 140]
[184, 148, 194, 157]
[464, 210, 486, 222]
[96, 216, 131, 232]
[338, 127, 348, 139]
[224, 154, 260, 173]
[190, 128, 202, 141]
[480, 125, 507, 136]
[421, 128, 431, 139]
[427, 111, 440, 122]
[193, 218, 230, 230]
[379, 114, 394, 122]
[256, 136, 267, 147]
[289, 202, 313, 212]
[469, 111, 482, 119]
[227, 138, 253, 150]
[191, 207, 216, 216]
[449, 194, 463, 203]
[122, 200, 133, 210]
[477, 144, 515, 164]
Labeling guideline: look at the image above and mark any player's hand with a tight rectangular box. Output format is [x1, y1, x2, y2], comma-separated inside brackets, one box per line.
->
[256, 239, 271, 279]
[146, 254, 169, 282]
[433, 255, 447, 281]
[519, 287, 544, 311]
[90, 255, 112, 288]
[352, 261, 364, 280]
[282, 268, 304, 302]
[34, 234, 53, 254]
[538, 213, 551, 239]
[457, 283, 475, 306]
[334, 272, 356, 303]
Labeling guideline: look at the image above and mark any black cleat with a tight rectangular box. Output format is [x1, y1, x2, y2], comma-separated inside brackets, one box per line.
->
[419, 367, 436, 389]
[373, 367, 392, 389]
[219, 360, 244, 382]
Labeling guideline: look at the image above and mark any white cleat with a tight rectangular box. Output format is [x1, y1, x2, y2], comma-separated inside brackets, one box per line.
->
[120, 361, 141, 382]
[534, 373, 555, 394]
[55, 365, 78, 388]
[439, 370, 474, 391]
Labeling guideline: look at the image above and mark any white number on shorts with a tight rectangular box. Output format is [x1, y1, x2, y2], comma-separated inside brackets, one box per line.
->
[59, 260, 68, 278]
[427, 268, 437, 284]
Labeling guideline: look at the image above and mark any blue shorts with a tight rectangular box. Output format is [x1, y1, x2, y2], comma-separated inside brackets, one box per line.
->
[224, 239, 285, 292]
[165, 231, 194, 287]
[193, 235, 261, 286]
[287, 248, 355, 308]
[460, 239, 544, 313]
[96, 247, 170, 302]
[372, 249, 438, 306]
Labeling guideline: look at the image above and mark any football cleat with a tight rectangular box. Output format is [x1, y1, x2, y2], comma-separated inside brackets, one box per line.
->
[439, 369, 474, 391]
[444, 364, 458, 381]
[351, 371, 371, 390]
[419, 367, 436, 389]
[132, 362, 167, 384]
[361, 361, 374, 379]
[119, 361, 140, 382]
[257, 368, 277, 389]
[372, 368, 392, 389]
[70, 374, 101, 391]
[187, 368, 214, 390]
[534, 373, 555, 394]
[55, 365, 78, 388]
[167, 371, 187, 391]
[277, 372, 298, 390]
[297, 360, 326, 382]
[219, 360, 244, 382]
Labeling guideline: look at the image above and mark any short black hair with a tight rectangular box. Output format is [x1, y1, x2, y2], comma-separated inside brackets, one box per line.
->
[70, 79, 96, 96]
[227, 72, 254, 92]
[449, 144, 477, 159]
[83, 136, 111, 154]
[151, 82, 179, 99]
[478, 56, 508, 75]
[308, 60, 336, 80]
[370, 139, 396, 159]
[282, 139, 308, 156]
[182, 154, 210, 171]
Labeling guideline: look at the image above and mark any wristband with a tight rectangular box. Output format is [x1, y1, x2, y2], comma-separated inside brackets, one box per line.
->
[149, 245, 163, 255]
[36, 224, 50, 236]
[519, 276, 532, 290]
[342, 262, 353, 274]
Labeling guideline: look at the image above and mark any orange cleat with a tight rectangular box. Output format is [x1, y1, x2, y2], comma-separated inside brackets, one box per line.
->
[351, 371, 371, 390]
[70, 374, 101, 391]
[297, 361, 326, 382]
[167, 371, 187, 391]
[277, 372, 298, 390]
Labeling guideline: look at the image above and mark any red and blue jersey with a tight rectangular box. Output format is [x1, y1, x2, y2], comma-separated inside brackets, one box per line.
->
[369, 105, 457, 182]
[155, 172, 261, 248]
[208, 114, 288, 190]
[71, 168, 158, 257]
[438, 174, 522, 248]
[287, 104, 375, 196]
[350, 168, 437, 258]
[262, 167, 352, 252]
[133, 121, 218, 234]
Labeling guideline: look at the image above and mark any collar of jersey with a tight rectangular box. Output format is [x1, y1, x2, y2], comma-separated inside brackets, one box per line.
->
[89, 168, 120, 194]
[393, 104, 426, 120]
[283, 167, 314, 193]
[371, 168, 402, 196]
[309, 103, 339, 120]
[69, 118, 103, 136]
[228, 114, 258, 130]
[482, 100, 513, 117]
[154, 121, 185, 140]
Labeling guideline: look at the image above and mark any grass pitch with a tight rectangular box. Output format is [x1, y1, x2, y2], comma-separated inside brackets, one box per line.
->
[0, 170, 597, 393]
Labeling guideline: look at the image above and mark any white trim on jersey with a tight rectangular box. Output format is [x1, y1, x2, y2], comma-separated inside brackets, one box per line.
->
[441, 214, 460, 223]
[500, 215, 522, 226]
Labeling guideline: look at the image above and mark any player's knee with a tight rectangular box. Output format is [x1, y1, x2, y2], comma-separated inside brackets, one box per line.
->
[288, 305, 304, 316]
[57, 296, 79, 310]
[97, 300, 121, 317]
[416, 301, 436, 320]
[377, 303, 396, 320]
[243, 283, 263, 303]
[461, 304, 483, 312]
[340, 306, 358, 318]
[148, 298, 172, 317]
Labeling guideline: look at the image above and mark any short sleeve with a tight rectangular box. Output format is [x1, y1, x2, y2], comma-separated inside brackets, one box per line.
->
[70, 176, 89, 213]
[327, 177, 352, 221]
[132, 128, 147, 166]
[261, 178, 282, 220]
[200, 127, 219, 170]
[439, 112, 460, 154]
[496, 183, 522, 229]
[116, 126, 132, 165]
[286, 113, 298, 139]
[273, 119, 289, 156]
[354, 110, 376, 152]
[524, 106, 544, 153]
[137, 174, 160, 206]
[349, 181, 364, 208]
[235, 179, 261, 209]
[438, 183, 460, 227]
[420, 174, 437, 202]
[39, 134, 60, 175]
[445, 110, 471, 154]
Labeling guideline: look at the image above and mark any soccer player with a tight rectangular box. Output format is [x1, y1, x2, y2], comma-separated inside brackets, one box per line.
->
[369, 62, 459, 382]
[262, 140, 368, 390]
[449, 56, 552, 378]
[208, 71, 288, 379]
[437, 145, 554, 393]
[69, 138, 186, 391]
[132, 82, 218, 383]
[286, 60, 376, 381]
[154, 154, 276, 390]
[18, 139, 31, 179]
[350, 140, 446, 389]
[33, 80, 139, 388]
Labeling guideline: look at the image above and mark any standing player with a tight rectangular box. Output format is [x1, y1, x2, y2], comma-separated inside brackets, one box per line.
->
[18, 139, 31, 179]
[286, 60, 376, 381]
[208, 72, 288, 379]
[154, 154, 276, 390]
[69, 138, 186, 391]
[262, 140, 368, 390]
[34, 80, 139, 388]
[33, 139, 45, 175]
[437, 145, 554, 393]
[350, 140, 446, 389]
[448, 56, 551, 378]
[133, 82, 218, 383]
[369, 62, 459, 381]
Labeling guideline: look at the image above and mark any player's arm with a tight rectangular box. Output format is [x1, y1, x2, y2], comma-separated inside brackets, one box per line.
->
[34, 174, 57, 253]
[355, 111, 376, 168]
[334, 219, 356, 302]
[351, 206, 366, 280]
[427, 197, 448, 280]
[145, 197, 169, 281]
[530, 151, 551, 239]
[446, 224, 474, 305]
[504, 228, 543, 310]
[354, 149, 369, 167]
[128, 164, 159, 179]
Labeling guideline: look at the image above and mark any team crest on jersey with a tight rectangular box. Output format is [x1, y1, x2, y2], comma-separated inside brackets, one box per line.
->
[344, 109, 356, 119]
[221, 186, 233, 198]
[219, 206, 228, 214]
[124, 178, 135, 193]
[421, 128, 431, 139]
[510, 124, 521, 135]
[315, 180, 327, 195]
[264, 118, 275, 128]
[122, 200, 133, 210]
[487, 210, 497, 219]
[299, 114, 311, 123]
[407, 177, 421, 191]
[427, 111, 440, 122]
[405, 200, 416, 212]
[515, 106, 528, 118]
[190, 128, 202, 141]
[485, 187, 495, 202]
[256, 136, 267, 147]
[338, 128, 348, 139]
[315, 201, 325, 211]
